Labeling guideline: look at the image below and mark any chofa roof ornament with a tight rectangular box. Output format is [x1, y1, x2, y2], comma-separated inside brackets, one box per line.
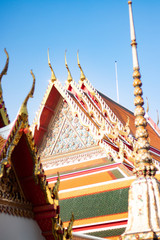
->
[65, 50, 73, 83]
[77, 50, 86, 81]
[0, 48, 9, 98]
[19, 70, 35, 120]
[48, 48, 57, 82]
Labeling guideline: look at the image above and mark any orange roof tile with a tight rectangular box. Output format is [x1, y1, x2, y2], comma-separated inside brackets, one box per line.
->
[101, 93, 160, 151]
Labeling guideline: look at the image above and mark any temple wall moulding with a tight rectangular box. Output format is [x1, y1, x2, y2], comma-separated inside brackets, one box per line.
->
[41, 148, 107, 170]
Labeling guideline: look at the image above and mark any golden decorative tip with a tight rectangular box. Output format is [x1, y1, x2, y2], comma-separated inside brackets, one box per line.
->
[77, 50, 86, 81]
[65, 50, 72, 83]
[19, 70, 36, 119]
[128, 1, 132, 4]
[47, 48, 57, 82]
[0, 48, 9, 97]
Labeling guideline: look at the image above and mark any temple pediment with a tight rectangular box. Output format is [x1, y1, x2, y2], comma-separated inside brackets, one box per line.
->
[39, 99, 97, 158]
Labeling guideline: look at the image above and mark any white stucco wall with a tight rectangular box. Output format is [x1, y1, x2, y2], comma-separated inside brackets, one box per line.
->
[0, 213, 45, 240]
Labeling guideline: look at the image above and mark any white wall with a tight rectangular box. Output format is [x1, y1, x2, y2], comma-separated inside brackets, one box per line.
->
[0, 213, 45, 240]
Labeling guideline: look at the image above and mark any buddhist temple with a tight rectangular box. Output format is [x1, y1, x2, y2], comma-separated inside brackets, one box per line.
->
[31, 2, 160, 240]
[0, 1, 160, 240]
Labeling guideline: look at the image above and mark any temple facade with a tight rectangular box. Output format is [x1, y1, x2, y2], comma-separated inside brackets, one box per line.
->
[0, 1, 160, 240]
[31, 2, 160, 239]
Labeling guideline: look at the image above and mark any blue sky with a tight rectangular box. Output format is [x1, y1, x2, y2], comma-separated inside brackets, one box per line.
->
[0, 0, 160, 126]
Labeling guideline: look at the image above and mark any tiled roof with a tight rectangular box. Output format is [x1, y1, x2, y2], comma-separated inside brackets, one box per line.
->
[101, 92, 160, 151]
[87, 228, 125, 239]
[59, 188, 129, 222]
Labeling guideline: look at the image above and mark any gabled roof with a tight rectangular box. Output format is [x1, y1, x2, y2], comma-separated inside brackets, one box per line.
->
[32, 64, 160, 169]
[0, 72, 74, 240]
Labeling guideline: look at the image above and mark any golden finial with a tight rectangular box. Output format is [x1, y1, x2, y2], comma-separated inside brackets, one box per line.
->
[128, 1, 156, 177]
[19, 70, 35, 119]
[65, 50, 72, 83]
[52, 172, 60, 200]
[157, 110, 159, 126]
[0, 48, 9, 97]
[66, 213, 74, 239]
[146, 97, 149, 114]
[77, 50, 86, 81]
[47, 48, 57, 82]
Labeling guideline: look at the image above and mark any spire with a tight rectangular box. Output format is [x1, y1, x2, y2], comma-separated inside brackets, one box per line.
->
[19, 70, 35, 120]
[77, 51, 86, 81]
[128, 1, 139, 70]
[65, 50, 72, 83]
[48, 48, 57, 82]
[121, 2, 160, 239]
[128, 0, 156, 177]
[0, 49, 9, 97]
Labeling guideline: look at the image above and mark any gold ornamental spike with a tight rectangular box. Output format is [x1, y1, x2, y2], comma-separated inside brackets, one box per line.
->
[77, 50, 86, 81]
[19, 70, 35, 118]
[0, 49, 9, 97]
[47, 48, 57, 82]
[128, 0, 155, 176]
[146, 97, 149, 113]
[157, 110, 159, 126]
[65, 50, 72, 83]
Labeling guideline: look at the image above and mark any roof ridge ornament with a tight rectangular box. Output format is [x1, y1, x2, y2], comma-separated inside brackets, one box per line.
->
[0, 48, 9, 97]
[65, 50, 72, 83]
[47, 48, 57, 82]
[128, 0, 156, 177]
[77, 50, 86, 81]
[19, 70, 35, 120]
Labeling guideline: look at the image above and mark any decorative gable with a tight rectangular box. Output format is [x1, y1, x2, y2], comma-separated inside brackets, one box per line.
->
[0, 166, 33, 218]
[39, 100, 97, 158]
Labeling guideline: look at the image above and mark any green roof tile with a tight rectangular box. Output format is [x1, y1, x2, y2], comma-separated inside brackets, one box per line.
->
[60, 188, 129, 222]
[87, 227, 125, 238]
[111, 169, 124, 179]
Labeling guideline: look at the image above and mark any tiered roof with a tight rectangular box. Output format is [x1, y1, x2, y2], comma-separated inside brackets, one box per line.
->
[0, 64, 74, 240]
[32, 48, 160, 240]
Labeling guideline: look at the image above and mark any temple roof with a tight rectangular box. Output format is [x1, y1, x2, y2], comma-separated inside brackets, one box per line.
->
[0, 70, 74, 240]
[32, 72, 160, 169]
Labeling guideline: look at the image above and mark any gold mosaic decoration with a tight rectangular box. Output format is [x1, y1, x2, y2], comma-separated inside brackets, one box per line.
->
[0, 167, 33, 218]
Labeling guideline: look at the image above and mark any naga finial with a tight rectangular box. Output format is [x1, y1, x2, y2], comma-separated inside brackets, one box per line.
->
[65, 50, 72, 83]
[0, 49, 9, 97]
[128, 1, 156, 177]
[47, 48, 57, 82]
[52, 172, 60, 200]
[19, 70, 35, 119]
[77, 50, 86, 81]
[66, 213, 74, 239]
